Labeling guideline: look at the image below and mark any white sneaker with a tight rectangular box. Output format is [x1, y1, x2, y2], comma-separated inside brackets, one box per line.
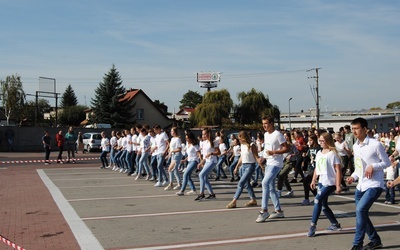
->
[106, 165, 111, 169]
[119, 168, 124, 173]
[284, 190, 294, 197]
[269, 211, 285, 219]
[186, 190, 197, 195]
[164, 184, 173, 191]
[154, 182, 162, 187]
[112, 166, 116, 171]
[175, 191, 184, 196]
[123, 169, 128, 173]
[162, 180, 168, 186]
[256, 211, 270, 223]
[173, 184, 181, 190]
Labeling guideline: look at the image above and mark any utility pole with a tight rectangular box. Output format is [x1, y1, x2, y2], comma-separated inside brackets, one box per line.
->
[307, 68, 321, 129]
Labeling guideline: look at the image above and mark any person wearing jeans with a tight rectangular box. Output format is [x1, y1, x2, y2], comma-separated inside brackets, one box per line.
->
[153, 124, 169, 187]
[99, 131, 110, 169]
[256, 115, 290, 223]
[226, 130, 259, 209]
[346, 118, 390, 250]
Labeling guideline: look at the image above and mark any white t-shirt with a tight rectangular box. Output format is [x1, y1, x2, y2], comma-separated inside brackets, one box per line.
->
[110, 136, 117, 149]
[131, 134, 138, 151]
[140, 135, 151, 153]
[187, 144, 200, 162]
[232, 145, 241, 157]
[170, 137, 182, 152]
[202, 139, 219, 163]
[263, 130, 286, 168]
[335, 141, 349, 157]
[315, 150, 341, 186]
[219, 143, 227, 155]
[241, 143, 256, 164]
[125, 134, 132, 152]
[121, 137, 128, 150]
[155, 132, 169, 155]
[101, 137, 110, 152]
[150, 136, 157, 156]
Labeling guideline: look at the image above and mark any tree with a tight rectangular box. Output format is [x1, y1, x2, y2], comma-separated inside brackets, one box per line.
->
[234, 88, 279, 125]
[60, 84, 78, 108]
[179, 90, 203, 109]
[191, 89, 233, 126]
[58, 105, 88, 126]
[20, 99, 51, 126]
[0, 74, 26, 125]
[386, 101, 400, 109]
[90, 65, 135, 127]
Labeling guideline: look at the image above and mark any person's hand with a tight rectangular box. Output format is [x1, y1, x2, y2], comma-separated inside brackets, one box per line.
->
[364, 165, 374, 179]
[310, 181, 316, 191]
[335, 186, 342, 194]
[347, 176, 354, 185]
[387, 181, 394, 188]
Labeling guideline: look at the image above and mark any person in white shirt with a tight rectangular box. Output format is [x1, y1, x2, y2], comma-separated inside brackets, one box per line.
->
[384, 159, 398, 204]
[307, 132, 342, 237]
[164, 127, 183, 190]
[226, 130, 259, 208]
[334, 132, 352, 191]
[256, 116, 289, 223]
[228, 138, 241, 182]
[346, 118, 390, 250]
[215, 136, 228, 180]
[99, 131, 110, 169]
[109, 131, 118, 169]
[176, 131, 200, 196]
[148, 129, 158, 181]
[153, 124, 170, 187]
[194, 128, 220, 201]
[136, 128, 151, 180]
[124, 129, 133, 175]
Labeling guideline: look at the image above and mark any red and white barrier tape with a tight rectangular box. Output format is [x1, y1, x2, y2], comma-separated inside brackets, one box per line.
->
[0, 234, 26, 250]
[0, 157, 100, 165]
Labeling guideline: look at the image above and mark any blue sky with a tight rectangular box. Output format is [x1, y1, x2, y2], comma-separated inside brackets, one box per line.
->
[1, 0, 399, 113]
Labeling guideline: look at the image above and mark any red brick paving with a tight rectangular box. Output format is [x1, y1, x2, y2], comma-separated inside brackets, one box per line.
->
[0, 153, 82, 250]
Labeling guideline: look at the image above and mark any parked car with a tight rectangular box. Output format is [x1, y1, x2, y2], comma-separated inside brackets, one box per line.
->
[82, 132, 102, 152]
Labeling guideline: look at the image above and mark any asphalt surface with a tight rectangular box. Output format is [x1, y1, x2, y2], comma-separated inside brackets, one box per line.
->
[0, 152, 400, 250]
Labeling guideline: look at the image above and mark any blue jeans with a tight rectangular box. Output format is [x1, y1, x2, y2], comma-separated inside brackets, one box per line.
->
[156, 153, 168, 182]
[215, 155, 227, 178]
[114, 150, 123, 168]
[385, 180, 395, 203]
[110, 148, 116, 164]
[353, 187, 383, 246]
[125, 151, 133, 172]
[199, 161, 216, 194]
[234, 163, 256, 200]
[150, 155, 158, 179]
[119, 150, 127, 169]
[181, 160, 198, 192]
[229, 156, 240, 177]
[138, 152, 150, 175]
[311, 184, 338, 225]
[254, 163, 264, 183]
[261, 165, 281, 212]
[168, 152, 182, 184]
[100, 151, 108, 167]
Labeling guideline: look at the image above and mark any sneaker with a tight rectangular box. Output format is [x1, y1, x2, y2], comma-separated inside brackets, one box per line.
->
[301, 199, 311, 206]
[289, 170, 295, 174]
[149, 177, 155, 181]
[119, 168, 124, 173]
[307, 225, 316, 237]
[164, 184, 173, 190]
[289, 178, 297, 183]
[60, 161, 64, 164]
[106, 165, 111, 169]
[205, 194, 216, 200]
[350, 245, 363, 250]
[45, 162, 49, 165]
[186, 190, 197, 195]
[123, 169, 128, 173]
[226, 201, 236, 209]
[363, 241, 383, 250]
[175, 191, 184, 196]
[269, 211, 285, 219]
[194, 194, 205, 201]
[154, 182, 163, 187]
[284, 190, 294, 197]
[162, 180, 168, 186]
[326, 223, 342, 231]
[387, 201, 393, 205]
[173, 184, 181, 190]
[100, 166, 105, 169]
[244, 199, 258, 207]
[256, 211, 270, 223]
[135, 176, 140, 180]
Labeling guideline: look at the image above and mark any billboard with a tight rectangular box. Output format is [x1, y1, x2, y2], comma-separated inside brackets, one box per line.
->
[197, 72, 220, 83]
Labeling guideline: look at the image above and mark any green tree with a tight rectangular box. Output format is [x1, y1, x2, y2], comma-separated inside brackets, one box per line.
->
[179, 90, 203, 109]
[60, 84, 78, 108]
[0, 74, 26, 125]
[386, 101, 400, 109]
[59, 105, 88, 126]
[20, 99, 51, 126]
[90, 65, 135, 127]
[234, 88, 279, 125]
[191, 89, 233, 126]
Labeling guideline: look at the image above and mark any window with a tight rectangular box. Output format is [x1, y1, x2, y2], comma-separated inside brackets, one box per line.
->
[137, 109, 144, 120]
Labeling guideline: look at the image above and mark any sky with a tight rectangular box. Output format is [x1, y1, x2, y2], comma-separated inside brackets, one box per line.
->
[1, 0, 399, 113]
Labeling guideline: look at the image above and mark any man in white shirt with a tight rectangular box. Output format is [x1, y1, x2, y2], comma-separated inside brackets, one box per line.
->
[256, 116, 289, 223]
[347, 118, 390, 250]
[153, 124, 170, 187]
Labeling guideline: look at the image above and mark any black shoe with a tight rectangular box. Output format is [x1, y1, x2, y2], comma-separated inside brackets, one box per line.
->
[194, 194, 205, 201]
[205, 194, 216, 200]
[215, 177, 220, 181]
[350, 245, 363, 250]
[363, 241, 383, 250]
[289, 179, 297, 183]
[221, 176, 228, 179]
[230, 177, 235, 182]
[251, 182, 258, 188]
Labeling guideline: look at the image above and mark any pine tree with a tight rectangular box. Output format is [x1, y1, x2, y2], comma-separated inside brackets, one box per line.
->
[90, 65, 135, 127]
[60, 84, 78, 108]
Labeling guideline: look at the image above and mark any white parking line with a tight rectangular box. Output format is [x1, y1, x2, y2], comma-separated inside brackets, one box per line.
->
[68, 194, 177, 202]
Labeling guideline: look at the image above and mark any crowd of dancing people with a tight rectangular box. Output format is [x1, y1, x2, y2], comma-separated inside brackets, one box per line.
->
[90, 117, 399, 250]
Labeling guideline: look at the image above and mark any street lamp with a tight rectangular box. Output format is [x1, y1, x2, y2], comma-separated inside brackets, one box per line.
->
[289, 98, 293, 131]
